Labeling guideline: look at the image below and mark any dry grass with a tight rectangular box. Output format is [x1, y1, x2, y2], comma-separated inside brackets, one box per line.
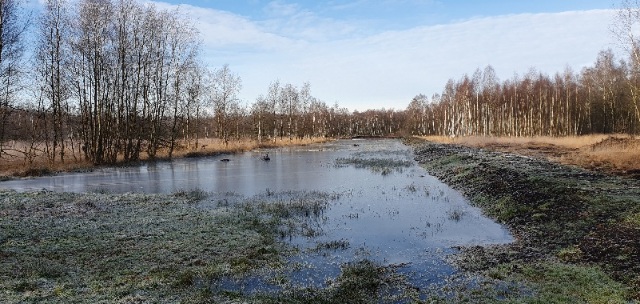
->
[0, 141, 93, 178]
[198, 137, 329, 151]
[420, 134, 612, 149]
[0, 137, 330, 178]
[419, 134, 640, 176]
[166, 137, 330, 158]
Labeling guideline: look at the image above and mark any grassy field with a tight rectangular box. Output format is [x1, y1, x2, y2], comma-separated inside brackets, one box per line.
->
[0, 188, 423, 303]
[409, 137, 640, 302]
[0, 189, 283, 302]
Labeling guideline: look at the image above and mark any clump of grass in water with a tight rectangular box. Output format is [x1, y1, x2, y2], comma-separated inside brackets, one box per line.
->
[448, 208, 465, 222]
[173, 187, 209, 202]
[249, 190, 336, 219]
[243, 190, 339, 239]
[325, 260, 417, 302]
[311, 239, 350, 252]
[352, 149, 412, 159]
[335, 157, 412, 175]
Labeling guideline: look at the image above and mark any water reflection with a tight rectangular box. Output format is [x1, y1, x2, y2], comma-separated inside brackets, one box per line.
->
[0, 139, 513, 294]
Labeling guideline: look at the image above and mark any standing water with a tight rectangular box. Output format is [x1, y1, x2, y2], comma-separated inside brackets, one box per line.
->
[0, 139, 512, 294]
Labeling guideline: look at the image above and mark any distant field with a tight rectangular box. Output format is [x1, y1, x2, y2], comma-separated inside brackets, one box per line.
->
[420, 135, 640, 177]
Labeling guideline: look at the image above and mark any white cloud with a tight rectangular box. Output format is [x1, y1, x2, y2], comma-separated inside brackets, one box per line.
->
[264, 0, 301, 17]
[246, 9, 617, 110]
[151, 2, 294, 51]
[258, 1, 366, 42]
[150, 2, 617, 111]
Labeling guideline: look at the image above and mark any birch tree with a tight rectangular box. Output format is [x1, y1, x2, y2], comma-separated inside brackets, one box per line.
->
[0, 0, 27, 158]
[36, 0, 71, 164]
[614, 0, 640, 132]
[211, 64, 241, 146]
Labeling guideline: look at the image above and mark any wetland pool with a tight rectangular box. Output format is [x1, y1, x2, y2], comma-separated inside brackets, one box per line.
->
[0, 139, 512, 295]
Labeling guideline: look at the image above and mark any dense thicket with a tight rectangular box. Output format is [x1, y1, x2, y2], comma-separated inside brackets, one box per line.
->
[1, 0, 639, 166]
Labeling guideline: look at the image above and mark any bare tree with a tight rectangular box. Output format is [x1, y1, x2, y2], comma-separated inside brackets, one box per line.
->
[265, 80, 280, 141]
[405, 94, 427, 135]
[280, 83, 299, 141]
[36, 0, 71, 164]
[0, 0, 28, 158]
[183, 63, 207, 150]
[210, 64, 241, 146]
[613, 0, 640, 132]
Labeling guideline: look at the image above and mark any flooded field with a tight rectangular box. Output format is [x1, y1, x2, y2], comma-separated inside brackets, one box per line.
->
[0, 139, 512, 300]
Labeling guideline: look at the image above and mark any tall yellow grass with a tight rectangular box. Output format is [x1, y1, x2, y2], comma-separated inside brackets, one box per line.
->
[419, 134, 613, 149]
[165, 137, 330, 158]
[419, 134, 640, 175]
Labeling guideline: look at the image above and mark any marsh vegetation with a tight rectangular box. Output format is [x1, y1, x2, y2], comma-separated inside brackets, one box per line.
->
[1, 139, 513, 303]
[411, 138, 640, 302]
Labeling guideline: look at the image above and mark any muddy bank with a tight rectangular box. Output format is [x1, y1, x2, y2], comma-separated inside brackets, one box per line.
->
[409, 138, 640, 301]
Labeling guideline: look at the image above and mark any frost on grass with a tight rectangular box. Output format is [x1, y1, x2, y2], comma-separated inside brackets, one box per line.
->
[0, 190, 284, 303]
[0, 189, 352, 303]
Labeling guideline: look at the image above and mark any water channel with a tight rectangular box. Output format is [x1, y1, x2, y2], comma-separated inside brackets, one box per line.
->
[0, 139, 512, 294]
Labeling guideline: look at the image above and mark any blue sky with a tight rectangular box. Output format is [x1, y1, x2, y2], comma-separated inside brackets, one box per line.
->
[151, 0, 618, 111]
[165, 0, 614, 28]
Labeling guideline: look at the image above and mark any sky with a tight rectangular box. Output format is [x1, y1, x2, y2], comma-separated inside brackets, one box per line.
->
[125, 1, 621, 110]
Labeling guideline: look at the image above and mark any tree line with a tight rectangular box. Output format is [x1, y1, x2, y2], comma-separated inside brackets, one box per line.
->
[2, 0, 640, 167]
[0, 0, 407, 166]
[405, 2, 640, 138]
[404, 50, 640, 137]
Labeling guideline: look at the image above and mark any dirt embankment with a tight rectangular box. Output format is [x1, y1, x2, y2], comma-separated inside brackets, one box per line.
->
[407, 138, 640, 300]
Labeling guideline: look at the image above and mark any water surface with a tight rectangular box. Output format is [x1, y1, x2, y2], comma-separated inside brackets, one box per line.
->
[0, 139, 512, 293]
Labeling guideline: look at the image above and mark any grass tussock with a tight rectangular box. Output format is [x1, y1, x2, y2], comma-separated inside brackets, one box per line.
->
[486, 262, 630, 303]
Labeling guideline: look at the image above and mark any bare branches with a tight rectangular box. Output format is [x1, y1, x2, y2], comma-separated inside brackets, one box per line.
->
[0, 0, 28, 158]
